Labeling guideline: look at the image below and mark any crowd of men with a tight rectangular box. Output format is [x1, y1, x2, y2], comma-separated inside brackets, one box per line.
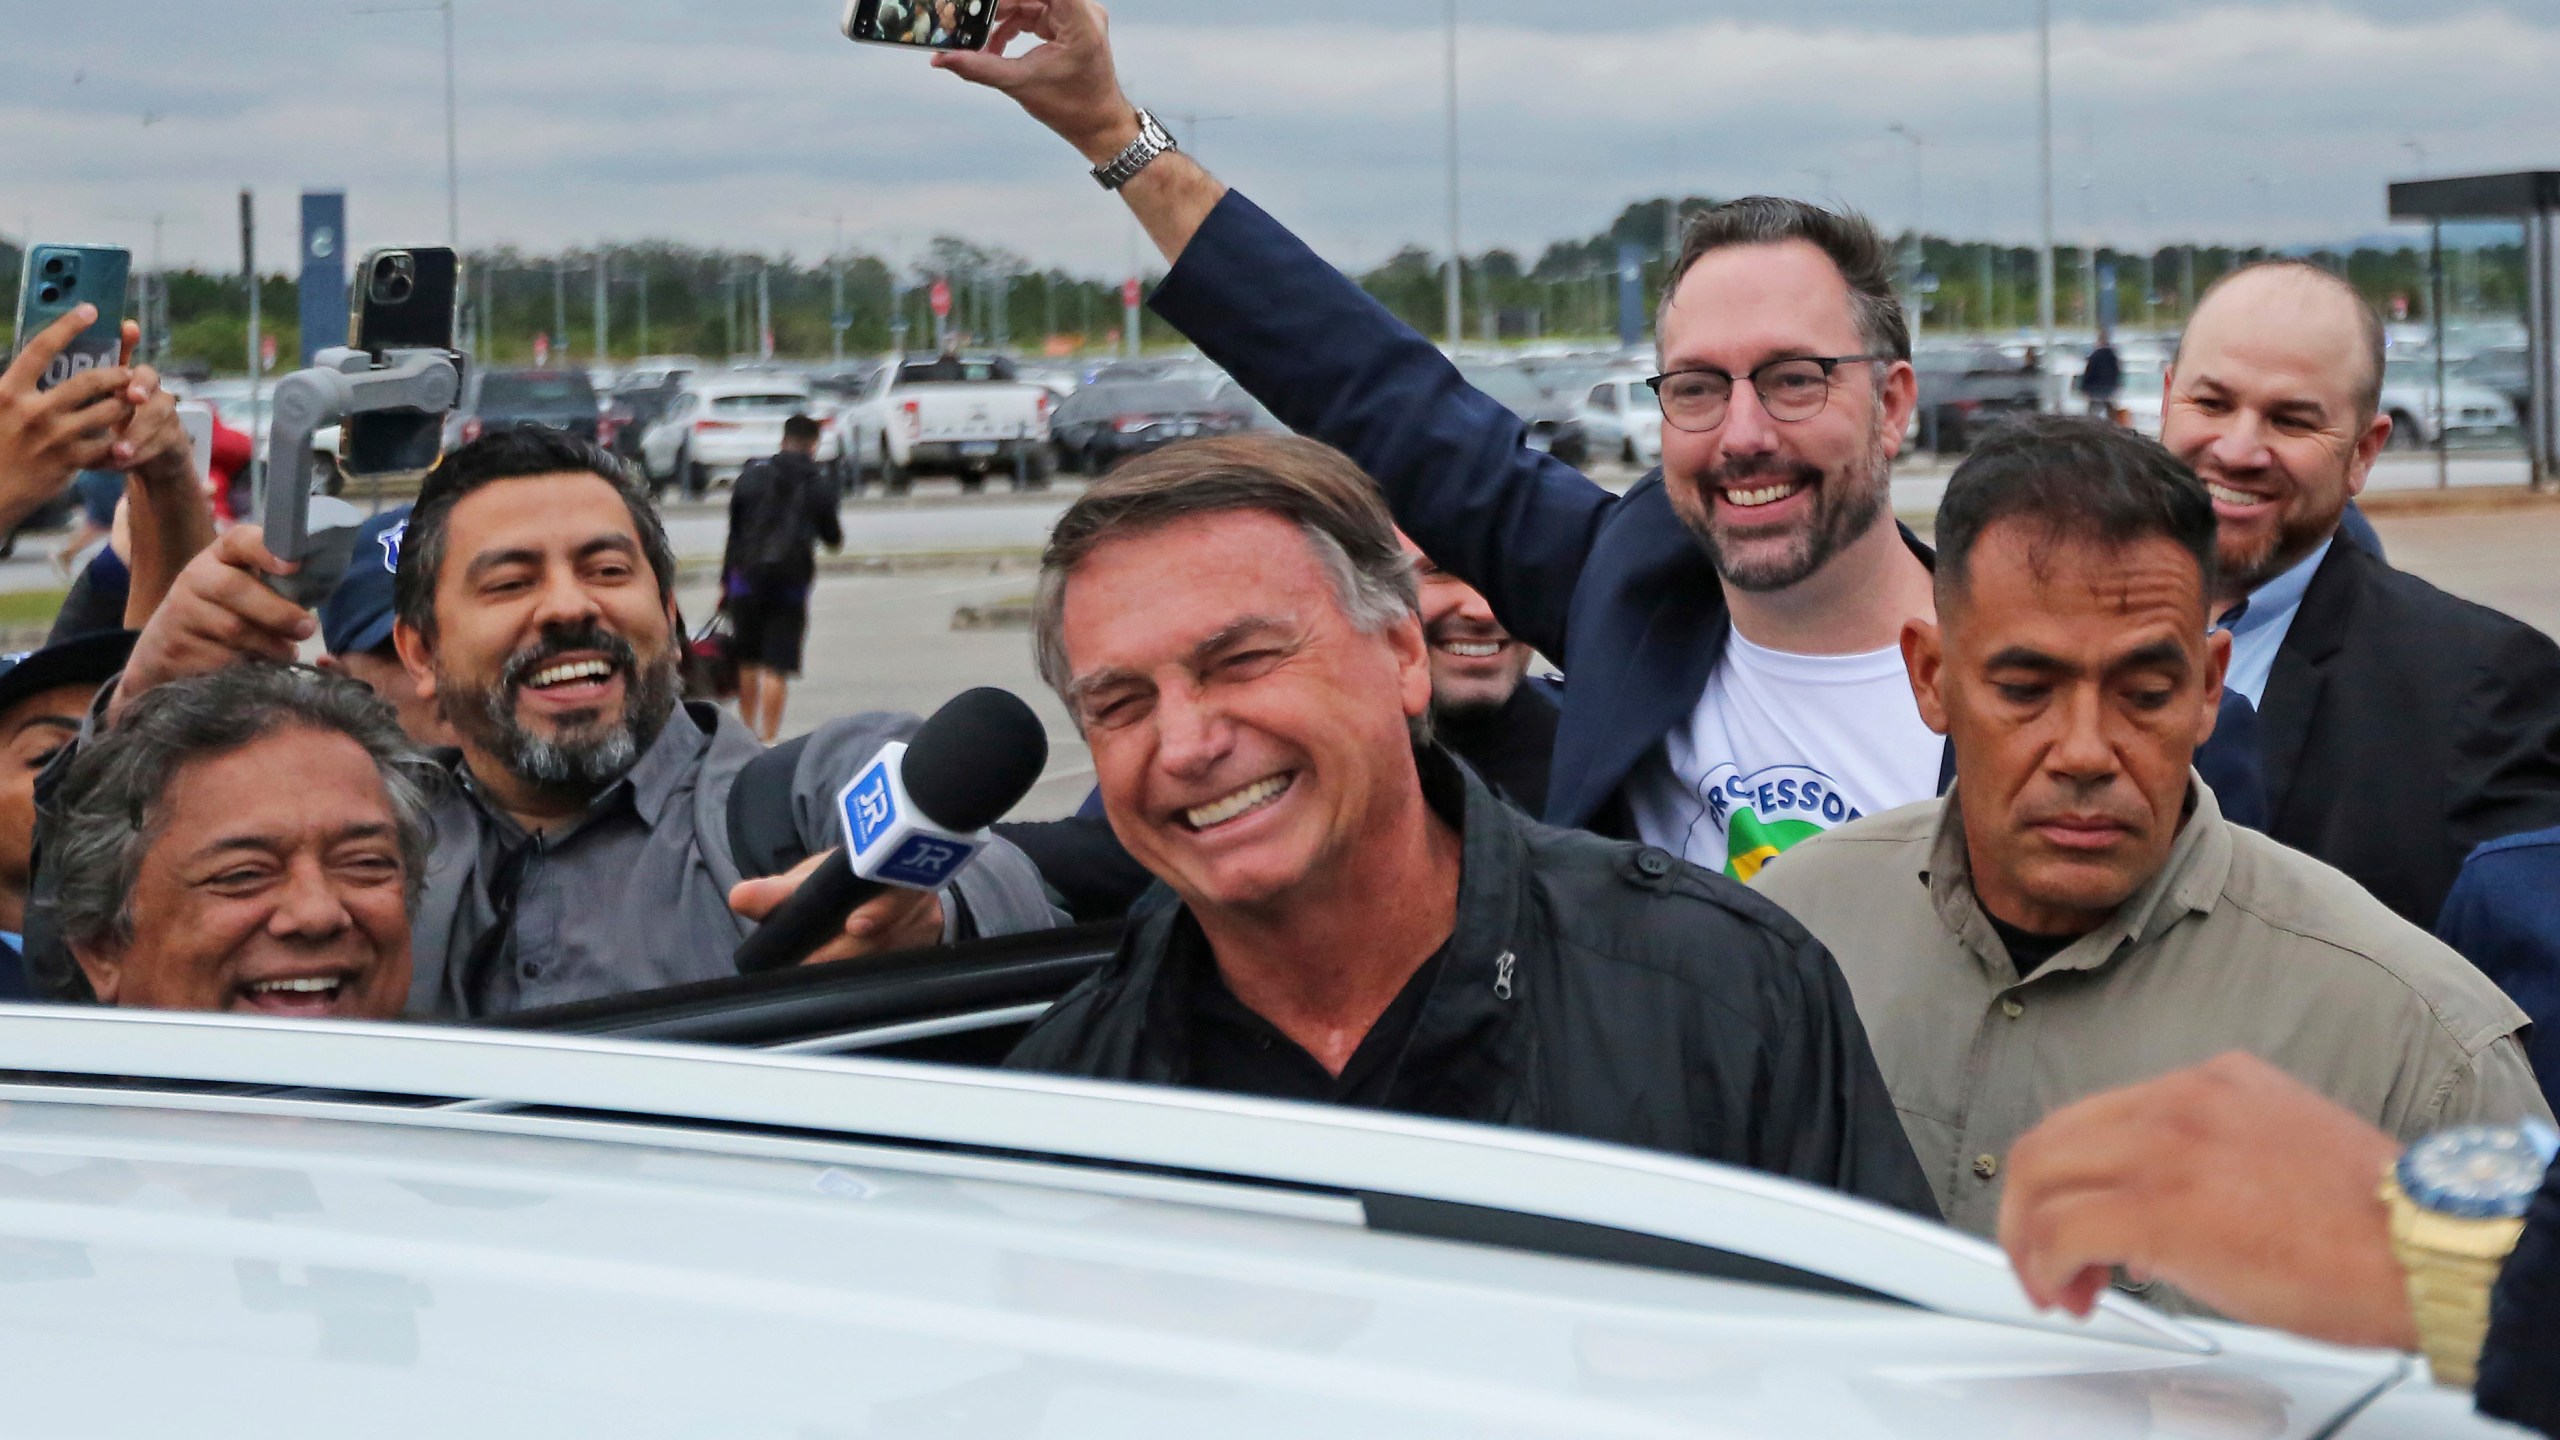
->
[1, 0, 2556, 1422]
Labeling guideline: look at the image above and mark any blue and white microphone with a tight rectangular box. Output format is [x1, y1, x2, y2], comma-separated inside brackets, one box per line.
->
[734, 687, 1050, 973]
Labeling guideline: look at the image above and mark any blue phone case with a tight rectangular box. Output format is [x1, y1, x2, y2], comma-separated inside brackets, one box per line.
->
[13, 244, 130, 391]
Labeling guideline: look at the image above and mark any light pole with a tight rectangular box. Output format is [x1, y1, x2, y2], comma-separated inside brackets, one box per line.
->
[1889, 124, 1926, 340]
[593, 248, 608, 364]
[1443, 0, 1463, 351]
[2036, 0, 2056, 376]
[356, 0, 460, 314]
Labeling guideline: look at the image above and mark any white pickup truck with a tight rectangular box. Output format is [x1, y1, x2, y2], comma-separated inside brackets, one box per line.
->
[835, 354, 1054, 494]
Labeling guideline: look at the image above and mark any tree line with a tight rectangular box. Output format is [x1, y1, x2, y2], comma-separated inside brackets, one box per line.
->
[3, 209, 2526, 378]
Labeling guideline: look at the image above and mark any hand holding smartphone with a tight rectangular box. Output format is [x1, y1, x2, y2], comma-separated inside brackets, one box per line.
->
[12, 244, 129, 392]
[842, 0, 992, 51]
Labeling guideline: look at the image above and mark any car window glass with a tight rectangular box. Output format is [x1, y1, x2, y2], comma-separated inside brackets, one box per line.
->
[479, 374, 598, 410]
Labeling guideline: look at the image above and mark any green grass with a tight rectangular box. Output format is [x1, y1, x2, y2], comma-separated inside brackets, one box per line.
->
[0, 589, 70, 628]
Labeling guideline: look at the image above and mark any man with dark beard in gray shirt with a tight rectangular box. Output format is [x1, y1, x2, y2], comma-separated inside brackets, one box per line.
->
[92, 426, 1061, 1018]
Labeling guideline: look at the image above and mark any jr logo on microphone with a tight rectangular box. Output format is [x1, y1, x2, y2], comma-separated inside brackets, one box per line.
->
[848, 766, 899, 851]
[839, 743, 988, 891]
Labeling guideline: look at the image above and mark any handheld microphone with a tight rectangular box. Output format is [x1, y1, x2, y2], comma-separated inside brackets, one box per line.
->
[733, 687, 1050, 974]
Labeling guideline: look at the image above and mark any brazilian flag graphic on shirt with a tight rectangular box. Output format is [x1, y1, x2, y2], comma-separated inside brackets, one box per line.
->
[1703, 763, 1865, 882]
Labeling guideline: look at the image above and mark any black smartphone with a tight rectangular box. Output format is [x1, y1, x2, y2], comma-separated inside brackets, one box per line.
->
[343, 246, 462, 479]
[841, 0, 993, 52]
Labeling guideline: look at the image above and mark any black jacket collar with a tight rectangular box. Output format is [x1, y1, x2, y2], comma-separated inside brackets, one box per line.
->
[1124, 746, 1535, 1122]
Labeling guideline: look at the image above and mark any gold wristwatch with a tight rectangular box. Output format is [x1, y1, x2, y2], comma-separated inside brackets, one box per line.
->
[2378, 1118, 2555, 1387]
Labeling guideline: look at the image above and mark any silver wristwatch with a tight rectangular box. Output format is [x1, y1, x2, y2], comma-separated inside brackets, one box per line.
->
[1091, 109, 1178, 192]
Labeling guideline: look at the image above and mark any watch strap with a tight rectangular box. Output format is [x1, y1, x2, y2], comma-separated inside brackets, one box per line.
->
[2382, 1172, 2525, 1387]
[1092, 110, 1176, 192]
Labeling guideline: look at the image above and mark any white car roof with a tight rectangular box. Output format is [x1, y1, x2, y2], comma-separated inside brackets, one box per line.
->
[0, 1007, 2452, 1437]
[683, 373, 813, 399]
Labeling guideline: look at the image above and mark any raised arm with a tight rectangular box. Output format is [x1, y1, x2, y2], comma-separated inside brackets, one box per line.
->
[936, 0, 1617, 661]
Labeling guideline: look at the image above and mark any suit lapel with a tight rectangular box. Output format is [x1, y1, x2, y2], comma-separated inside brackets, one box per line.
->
[2258, 540, 2361, 817]
[1548, 485, 1725, 828]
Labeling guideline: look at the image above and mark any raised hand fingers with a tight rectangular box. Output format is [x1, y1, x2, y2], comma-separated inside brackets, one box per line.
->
[0, 306, 99, 393]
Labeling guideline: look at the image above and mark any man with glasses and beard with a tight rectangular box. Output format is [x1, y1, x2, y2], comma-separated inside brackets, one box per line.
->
[87, 426, 1060, 1017]
[930, 0, 2260, 879]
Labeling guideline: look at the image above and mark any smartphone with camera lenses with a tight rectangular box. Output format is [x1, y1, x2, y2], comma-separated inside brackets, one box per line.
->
[12, 244, 130, 391]
[841, 0, 993, 51]
[343, 246, 462, 480]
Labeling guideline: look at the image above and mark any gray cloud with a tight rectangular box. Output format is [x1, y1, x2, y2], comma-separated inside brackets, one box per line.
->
[3, 0, 2550, 278]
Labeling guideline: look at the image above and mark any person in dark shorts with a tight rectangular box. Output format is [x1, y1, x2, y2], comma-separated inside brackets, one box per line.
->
[720, 414, 843, 741]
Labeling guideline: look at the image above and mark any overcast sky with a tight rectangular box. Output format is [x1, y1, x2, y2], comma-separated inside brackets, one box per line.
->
[5, 1, 2552, 277]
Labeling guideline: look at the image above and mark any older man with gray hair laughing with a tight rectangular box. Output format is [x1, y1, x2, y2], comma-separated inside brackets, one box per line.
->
[1002, 432, 1936, 1216]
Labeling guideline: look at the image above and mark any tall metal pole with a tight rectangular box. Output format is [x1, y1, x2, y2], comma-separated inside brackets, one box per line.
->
[1890, 125, 1925, 341]
[441, 0, 459, 249]
[2432, 219, 2448, 490]
[2036, 0, 2057, 383]
[241, 189, 262, 497]
[1443, 0, 1463, 350]
[756, 265, 772, 360]
[830, 215, 847, 363]
[594, 249, 608, 364]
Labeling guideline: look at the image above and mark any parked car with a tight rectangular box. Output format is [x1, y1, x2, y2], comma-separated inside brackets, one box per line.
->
[441, 367, 602, 452]
[1049, 376, 1252, 475]
[834, 355, 1054, 494]
[2455, 348, 2530, 430]
[638, 373, 844, 497]
[1576, 372, 1665, 469]
[1911, 345, 2041, 453]
[2112, 359, 2169, 439]
[2379, 361, 2516, 448]
[1456, 363, 1589, 468]
[601, 361, 699, 468]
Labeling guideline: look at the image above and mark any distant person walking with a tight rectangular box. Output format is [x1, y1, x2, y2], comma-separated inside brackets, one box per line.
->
[2078, 330, 2123, 421]
[721, 414, 843, 742]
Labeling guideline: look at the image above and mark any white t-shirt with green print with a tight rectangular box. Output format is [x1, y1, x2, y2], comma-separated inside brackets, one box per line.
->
[1628, 631, 1944, 882]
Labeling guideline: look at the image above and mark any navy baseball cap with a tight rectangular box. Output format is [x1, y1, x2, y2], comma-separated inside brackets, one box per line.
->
[0, 629, 136, 721]
[318, 506, 412, 658]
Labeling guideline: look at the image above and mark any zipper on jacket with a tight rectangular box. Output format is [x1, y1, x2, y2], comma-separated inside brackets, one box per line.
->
[1493, 951, 1516, 1000]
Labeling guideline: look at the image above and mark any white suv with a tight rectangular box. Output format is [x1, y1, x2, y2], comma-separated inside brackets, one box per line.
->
[1577, 372, 1665, 470]
[637, 373, 844, 495]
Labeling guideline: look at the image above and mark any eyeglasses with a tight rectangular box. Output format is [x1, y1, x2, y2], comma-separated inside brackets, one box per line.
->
[1646, 354, 1896, 433]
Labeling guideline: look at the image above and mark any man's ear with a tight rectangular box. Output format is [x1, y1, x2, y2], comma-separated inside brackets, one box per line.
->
[1902, 616, 1951, 736]
[2197, 627, 2234, 747]
[71, 940, 122, 1006]
[2346, 410, 2391, 499]
[392, 618, 437, 703]
[1389, 614, 1433, 723]
[1877, 360, 1921, 462]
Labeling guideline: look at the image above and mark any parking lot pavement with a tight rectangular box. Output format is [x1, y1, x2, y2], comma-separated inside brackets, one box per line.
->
[2365, 501, 2560, 639]
[677, 566, 1096, 822]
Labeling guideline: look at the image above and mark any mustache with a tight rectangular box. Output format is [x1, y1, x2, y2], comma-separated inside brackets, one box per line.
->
[1706, 454, 1826, 490]
[497, 624, 639, 698]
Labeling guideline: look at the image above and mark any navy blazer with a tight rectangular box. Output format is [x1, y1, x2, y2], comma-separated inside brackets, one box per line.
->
[1151, 191, 2266, 835]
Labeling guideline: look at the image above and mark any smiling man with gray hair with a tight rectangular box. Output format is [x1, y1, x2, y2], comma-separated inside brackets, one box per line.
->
[1003, 433, 1936, 1215]
[37, 663, 429, 1021]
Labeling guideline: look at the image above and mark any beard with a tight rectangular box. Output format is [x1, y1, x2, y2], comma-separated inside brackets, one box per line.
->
[1671, 403, 1896, 594]
[440, 622, 681, 797]
[2206, 477, 2349, 601]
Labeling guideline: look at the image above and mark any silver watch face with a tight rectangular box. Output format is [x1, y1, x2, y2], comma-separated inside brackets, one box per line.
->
[2400, 1119, 2560, 1219]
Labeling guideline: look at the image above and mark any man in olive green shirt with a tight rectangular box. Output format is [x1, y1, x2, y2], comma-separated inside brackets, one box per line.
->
[1754, 418, 2547, 1249]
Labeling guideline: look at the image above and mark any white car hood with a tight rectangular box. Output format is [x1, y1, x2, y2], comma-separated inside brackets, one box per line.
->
[0, 1087, 2430, 1439]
